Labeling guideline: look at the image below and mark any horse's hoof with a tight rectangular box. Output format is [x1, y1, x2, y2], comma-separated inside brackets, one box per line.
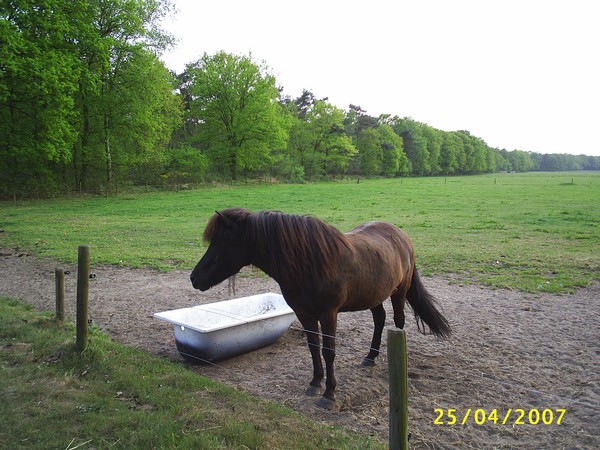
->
[361, 357, 376, 367]
[305, 385, 322, 397]
[316, 396, 339, 411]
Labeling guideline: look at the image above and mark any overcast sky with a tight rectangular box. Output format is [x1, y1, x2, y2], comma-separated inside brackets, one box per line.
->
[160, 0, 599, 156]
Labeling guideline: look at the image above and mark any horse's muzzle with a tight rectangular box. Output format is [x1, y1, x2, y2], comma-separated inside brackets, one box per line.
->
[190, 273, 210, 291]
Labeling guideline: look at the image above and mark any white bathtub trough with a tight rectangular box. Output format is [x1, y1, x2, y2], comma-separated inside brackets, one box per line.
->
[154, 293, 296, 363]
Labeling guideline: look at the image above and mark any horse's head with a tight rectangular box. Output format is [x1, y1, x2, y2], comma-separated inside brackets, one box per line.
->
[190, 208, 252, 291]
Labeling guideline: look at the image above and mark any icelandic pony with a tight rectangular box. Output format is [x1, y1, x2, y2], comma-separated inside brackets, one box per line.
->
[190, 208, 450, 409]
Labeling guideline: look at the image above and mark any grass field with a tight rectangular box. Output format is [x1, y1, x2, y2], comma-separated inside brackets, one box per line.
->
[2, 172, 599, 293]
[0, 298, 384, 449]
[0, 172, 598, 448]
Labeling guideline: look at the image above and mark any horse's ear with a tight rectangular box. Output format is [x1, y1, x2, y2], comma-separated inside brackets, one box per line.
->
[215, 210, 233, 227]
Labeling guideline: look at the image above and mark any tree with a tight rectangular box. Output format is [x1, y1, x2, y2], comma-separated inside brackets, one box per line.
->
[582, 155, 600, 171]
[344, 104, 378, 139]
[440, 132, 462, 175]
[285, 115, 317, 178]
[0, 0, 81, 194]
[297, 100, 357, 177]
[495, 150, 511, 171]
[161, 145, 208, 185]
[392, 117, 430, 175]
[379, 123, 408, 176]
[422, 126, 443, 175]
[456, 131, 488, 174]
[506, 150, 535, 172]
[357, 128, 382, 176]
[105, 50, 182, 179]
[294, 89, 318, 120]
[1, 0, 180, 195]
[458, 131, 475, 173]
[70, 0, 177, 190]
[184, 51, 288, 180]
[485, 146, 497, 172]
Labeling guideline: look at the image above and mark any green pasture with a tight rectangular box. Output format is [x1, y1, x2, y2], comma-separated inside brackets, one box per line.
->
[2, 172, 599, 293]
[0, 298, 384, 449]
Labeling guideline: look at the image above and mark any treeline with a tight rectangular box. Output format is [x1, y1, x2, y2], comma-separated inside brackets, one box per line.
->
[1, 0, 180, 197]
[2, 1, 598, 197]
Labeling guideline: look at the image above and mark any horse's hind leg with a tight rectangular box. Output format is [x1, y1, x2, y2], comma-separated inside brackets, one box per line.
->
[390, 290, 406, 329]
[362, 303, 386, 366]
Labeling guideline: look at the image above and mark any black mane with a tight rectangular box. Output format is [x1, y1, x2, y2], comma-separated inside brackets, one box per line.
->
[207, 208, 351, 284]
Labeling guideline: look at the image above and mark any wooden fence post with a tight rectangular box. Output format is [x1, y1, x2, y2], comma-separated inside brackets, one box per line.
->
[76, 245, 90, 352]
[55, 267, 64, 322]
[388, 328, 409, 450]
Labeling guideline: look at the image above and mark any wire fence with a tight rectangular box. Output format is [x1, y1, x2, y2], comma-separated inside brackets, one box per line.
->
[160, 300, 588, 408]
[57, 262, 589, 414]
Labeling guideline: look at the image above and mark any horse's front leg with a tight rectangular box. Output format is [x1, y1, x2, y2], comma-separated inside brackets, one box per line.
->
[296, 313, 324, 396]
[317, 310, 338, 410]
[363, 303, 386, 366]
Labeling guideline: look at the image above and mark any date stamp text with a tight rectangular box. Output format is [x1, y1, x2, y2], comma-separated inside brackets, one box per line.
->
[434, 408, 566, 426]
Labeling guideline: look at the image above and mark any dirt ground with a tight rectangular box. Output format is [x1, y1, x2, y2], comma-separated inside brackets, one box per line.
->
[1, 249, 598, 449]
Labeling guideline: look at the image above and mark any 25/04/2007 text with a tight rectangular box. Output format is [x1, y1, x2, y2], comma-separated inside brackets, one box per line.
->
[434, 408, 566, 426]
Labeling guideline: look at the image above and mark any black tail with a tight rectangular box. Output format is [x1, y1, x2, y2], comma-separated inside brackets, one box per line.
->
[406, 268, 451, 338]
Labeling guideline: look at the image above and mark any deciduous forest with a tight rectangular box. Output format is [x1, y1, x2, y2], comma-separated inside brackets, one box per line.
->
[2, 0, 598, 197]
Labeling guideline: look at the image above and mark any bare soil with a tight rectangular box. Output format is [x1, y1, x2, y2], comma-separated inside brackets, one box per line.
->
[1, 249, 598, 449]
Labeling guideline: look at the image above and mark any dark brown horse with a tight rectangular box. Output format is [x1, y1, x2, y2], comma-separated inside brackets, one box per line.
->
[190, 208, 451, 409]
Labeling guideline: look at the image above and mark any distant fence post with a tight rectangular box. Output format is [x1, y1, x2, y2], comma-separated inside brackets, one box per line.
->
[388, 328, 409, 450]
[76, 245, 90, 352]
[55, 267, 64, 322]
